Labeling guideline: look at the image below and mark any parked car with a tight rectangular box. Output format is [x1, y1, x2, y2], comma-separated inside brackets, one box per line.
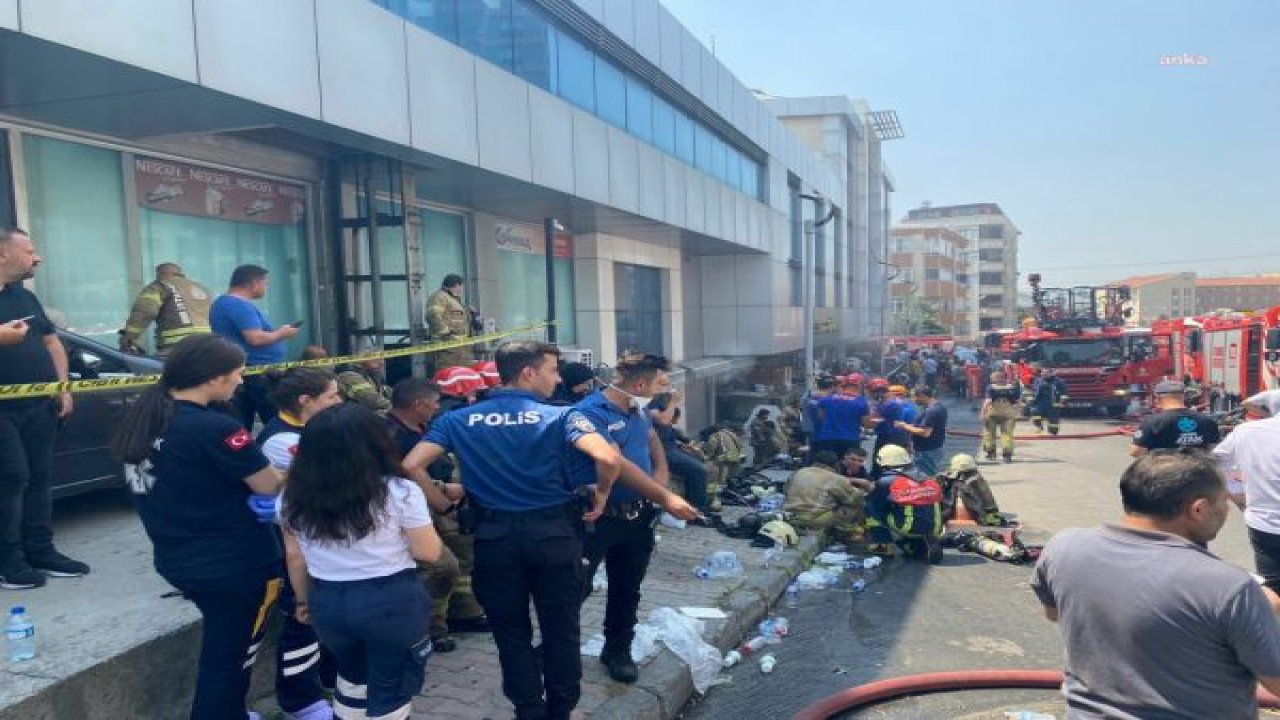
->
[51, 330, 162, 499]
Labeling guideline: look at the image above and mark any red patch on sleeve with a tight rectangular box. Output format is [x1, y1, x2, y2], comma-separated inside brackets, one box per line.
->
[224, 429, 252, 451]
[288, 444, 298, 456]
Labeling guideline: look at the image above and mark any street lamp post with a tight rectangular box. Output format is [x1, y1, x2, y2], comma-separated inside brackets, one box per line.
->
[800, 192, 836, 392]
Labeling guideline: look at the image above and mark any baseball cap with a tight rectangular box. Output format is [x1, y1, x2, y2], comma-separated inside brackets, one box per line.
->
[560, 362, 596, 389]
[1153, 379, 1185, 395]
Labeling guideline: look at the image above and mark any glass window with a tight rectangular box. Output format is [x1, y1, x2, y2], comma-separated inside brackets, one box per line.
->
[458, 0, 513, 71]
[979, 224, 1004, 239]
[0, 131, 14, 229]
[726, 149, 742, 191]
[673, 110, 695, 164]
[512, 0, 555, 91]
[926, 268, 940, 280]
[594, 57, 626, 128]
[614, 263, 663, 355]
[742, 158, 759, 198]
[694, 124, 713, 173]
[979, 271, 1005, 285]
[418, 208, 469, 334]
[625, 75, 653, 143]
[652, 96, 676, 154]
[403, 0, 458, 42]
[494, 223, 574, 344]
[979, 248, 1004, 262]
[711, 135, 727, 182]
[555, 29, 593, 111]
[22, 136, 129, 345]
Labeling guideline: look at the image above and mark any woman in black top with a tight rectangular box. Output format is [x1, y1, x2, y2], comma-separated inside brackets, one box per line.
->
[113, 334, 283, 720]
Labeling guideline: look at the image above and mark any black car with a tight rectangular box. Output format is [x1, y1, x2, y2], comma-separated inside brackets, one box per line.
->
[52, 330, 162, 498]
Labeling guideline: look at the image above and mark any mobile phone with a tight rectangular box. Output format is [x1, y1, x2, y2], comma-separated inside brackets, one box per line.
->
[290, 321, 305, 329]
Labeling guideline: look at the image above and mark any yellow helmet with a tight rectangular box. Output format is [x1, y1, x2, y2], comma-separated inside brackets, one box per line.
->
[876, 444, 912, 469]
[757, 519, 799, 547]
[949, 453, 978, 474]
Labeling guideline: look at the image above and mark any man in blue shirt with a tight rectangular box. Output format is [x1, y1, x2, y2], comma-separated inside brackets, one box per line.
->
[897, 386, 949, 476]
[812, 378, 869, 460]
[402, 342, 693, 720]
[573, 353, 674, 685]
[867, 379, 913, 475]
[210, 265, 298, 426]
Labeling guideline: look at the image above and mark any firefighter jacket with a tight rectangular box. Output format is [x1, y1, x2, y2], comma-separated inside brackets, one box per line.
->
[425, 288, 470, 342]
[784, 465, 865, 518]
[704, 427, 744, 464]
[122, 274, 212, 355]
[1030, 376, 1069, 415]
[337, 367, 392, 414]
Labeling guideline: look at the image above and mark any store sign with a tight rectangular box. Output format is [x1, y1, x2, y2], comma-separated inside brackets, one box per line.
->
[494, 221, 572, 258]
[134, 156, 307, 226]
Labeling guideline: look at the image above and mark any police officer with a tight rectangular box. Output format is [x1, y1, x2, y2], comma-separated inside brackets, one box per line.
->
[402, 341, 694, 720]
[425, 273, 475, 368]
[574, 353, 676, 684]
[119, 262, 212, 357]
[1130, 379, 1220, 456]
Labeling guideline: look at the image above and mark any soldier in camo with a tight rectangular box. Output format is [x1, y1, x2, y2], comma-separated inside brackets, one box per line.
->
[119, 263, 211, 357]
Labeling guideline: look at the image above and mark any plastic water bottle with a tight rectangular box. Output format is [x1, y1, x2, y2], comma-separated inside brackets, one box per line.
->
[739, 635, 768, 654]
[722, 650, 743, 668]
[850, 579, 868, 594]
[785, 582, 800, 609]
[6, 606, 35, 662]
[759, 653, 777, 673]
[771, 616, 790, 637]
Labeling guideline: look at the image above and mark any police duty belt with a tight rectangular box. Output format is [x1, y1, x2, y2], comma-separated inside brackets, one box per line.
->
[0, 324, 548, 401]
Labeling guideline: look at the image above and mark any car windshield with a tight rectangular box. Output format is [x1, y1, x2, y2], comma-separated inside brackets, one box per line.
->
[1029, 339, 1124, 367]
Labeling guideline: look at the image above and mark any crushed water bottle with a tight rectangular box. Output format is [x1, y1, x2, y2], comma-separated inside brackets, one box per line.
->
[6, 606, 35, 662]
[739, 635, 768, 654]
[759, 653, 777, 673]
[785, 582, 800, 609]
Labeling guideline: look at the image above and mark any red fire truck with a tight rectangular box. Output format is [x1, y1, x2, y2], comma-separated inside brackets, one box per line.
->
[989, 275, 1172, 415]
[1167, 307, 1280, 411]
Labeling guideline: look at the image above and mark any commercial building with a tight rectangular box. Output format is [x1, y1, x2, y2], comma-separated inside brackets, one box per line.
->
[1195, 276, 1280, 314]
[0, 0, 894, 429]
[885, 226, 972, 337]
[897, 202, 1020, 333]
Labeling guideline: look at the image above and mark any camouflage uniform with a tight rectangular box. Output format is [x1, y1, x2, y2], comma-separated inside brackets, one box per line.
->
[336, 366, 392, 414]
[702, 427, 744, 512]
[425, 287, 473, 368]
[417, 510, 485, 642]
[121, 271, 212, 357]
[783, 464, 866, 545]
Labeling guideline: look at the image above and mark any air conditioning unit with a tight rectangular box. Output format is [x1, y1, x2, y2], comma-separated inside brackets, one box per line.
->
[560, 347, 594, 366]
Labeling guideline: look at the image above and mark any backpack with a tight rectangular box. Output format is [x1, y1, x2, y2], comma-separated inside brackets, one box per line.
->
[887, 473, 943, 507]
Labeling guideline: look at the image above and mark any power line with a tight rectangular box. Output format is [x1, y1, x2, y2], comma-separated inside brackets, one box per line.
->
[1036, 252, 1280, 273]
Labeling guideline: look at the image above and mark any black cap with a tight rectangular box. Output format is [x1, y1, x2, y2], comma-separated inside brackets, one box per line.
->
[560, 362, 595, 388]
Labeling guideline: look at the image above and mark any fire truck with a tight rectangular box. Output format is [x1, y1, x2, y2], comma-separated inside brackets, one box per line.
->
[1162, 307, 1280, 411]
[988, 275, 1171, 415]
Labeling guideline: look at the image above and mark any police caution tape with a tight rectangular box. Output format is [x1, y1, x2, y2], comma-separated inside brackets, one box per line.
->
[0, 324, 548, 401]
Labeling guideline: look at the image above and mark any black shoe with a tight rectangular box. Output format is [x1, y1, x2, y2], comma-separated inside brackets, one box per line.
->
[600, 649, 639, 683]
[925, 536, 944, 565]
[1002, 453, 1014, 463]
[447, 615, 491, 634]
[0, 559, 46, 589]
[984, 451, 996, 461]
[27, 549, 90, 577]
[430, 633, 458, 653]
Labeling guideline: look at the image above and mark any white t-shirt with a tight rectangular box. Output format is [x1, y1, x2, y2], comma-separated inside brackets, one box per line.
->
[279, 476, 432, 581]
[262, 431, 300, 471]
[1213, 416, 1280, 534]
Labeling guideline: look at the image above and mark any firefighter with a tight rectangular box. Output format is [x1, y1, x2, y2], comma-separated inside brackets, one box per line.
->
[425, 273, 476, 368]
[783, 450, 866, 546]
[119, 263, 212, 357]
[865, 444, 944, 562]
[982, 370, 1023, 462]
[749, 411, 785, 469]
[1029, 366, 1069, 435]
[336, 351, 392, 415]
[938, 453, 1003, 526]
[702, 421, 745, 513]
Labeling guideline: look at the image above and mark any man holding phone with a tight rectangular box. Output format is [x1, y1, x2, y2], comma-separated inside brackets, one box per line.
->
[0, 228, 88, 589]
[210, 264, 299, 426]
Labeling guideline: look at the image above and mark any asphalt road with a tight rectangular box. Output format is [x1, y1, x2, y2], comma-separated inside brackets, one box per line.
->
[680, 400, 1266, 720]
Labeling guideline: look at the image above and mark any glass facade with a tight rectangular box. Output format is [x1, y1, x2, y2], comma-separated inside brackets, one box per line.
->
[370, 0, 763, 199]
[614, 263, 663, 355]
[21, 134, 314, 353]
[493, 220, 575, 344]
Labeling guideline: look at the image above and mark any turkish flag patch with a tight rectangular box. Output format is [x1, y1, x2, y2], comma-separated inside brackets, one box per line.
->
[288, 444, 298, 456]
[224, 429, 252, 451]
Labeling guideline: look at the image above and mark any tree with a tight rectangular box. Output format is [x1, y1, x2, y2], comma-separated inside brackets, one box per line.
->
[892, 295, 947, 336]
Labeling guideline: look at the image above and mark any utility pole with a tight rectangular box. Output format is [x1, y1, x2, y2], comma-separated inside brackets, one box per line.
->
[800, 192, 837, 391]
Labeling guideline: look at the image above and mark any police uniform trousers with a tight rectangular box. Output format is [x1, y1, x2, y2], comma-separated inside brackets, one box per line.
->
[580, 504, 657, 661]
[167, 564, 280, 720]
[471, 503, 584, 720]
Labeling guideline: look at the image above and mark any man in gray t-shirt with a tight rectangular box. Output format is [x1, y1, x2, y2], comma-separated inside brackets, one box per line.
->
[1032, 451, 1280, 720]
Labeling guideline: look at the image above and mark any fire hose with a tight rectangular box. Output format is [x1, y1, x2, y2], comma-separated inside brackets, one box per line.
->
[789, 669, 1280, 720]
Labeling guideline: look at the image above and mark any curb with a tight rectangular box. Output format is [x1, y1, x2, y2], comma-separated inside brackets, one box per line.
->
[589, 534, 822, 720]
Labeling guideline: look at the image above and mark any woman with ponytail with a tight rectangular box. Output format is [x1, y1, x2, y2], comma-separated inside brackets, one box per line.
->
[112, 334, 283, 720]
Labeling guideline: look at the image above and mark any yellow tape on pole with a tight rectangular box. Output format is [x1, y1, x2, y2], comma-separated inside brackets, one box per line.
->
[0, 324, 548, 401]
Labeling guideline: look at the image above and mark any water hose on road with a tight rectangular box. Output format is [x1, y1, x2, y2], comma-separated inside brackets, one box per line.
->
[789, 669, 1280, 719]
[946, 427, 1134, 441]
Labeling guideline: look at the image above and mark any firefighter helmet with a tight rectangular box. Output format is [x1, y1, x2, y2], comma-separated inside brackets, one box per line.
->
[876, 444, 912, 469]
[471, 360, 501, 387]
[867, 378, 890, 392]
[755, 519, 799, 548]
[433, 366, 487, 398]
[949, 453, 979, 474]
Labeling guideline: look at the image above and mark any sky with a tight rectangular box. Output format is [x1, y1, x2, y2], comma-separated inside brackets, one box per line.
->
[662, 0, 1280, 288]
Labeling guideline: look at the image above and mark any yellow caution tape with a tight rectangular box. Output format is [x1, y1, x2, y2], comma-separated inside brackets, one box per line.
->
[0, 324, 548, 400]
